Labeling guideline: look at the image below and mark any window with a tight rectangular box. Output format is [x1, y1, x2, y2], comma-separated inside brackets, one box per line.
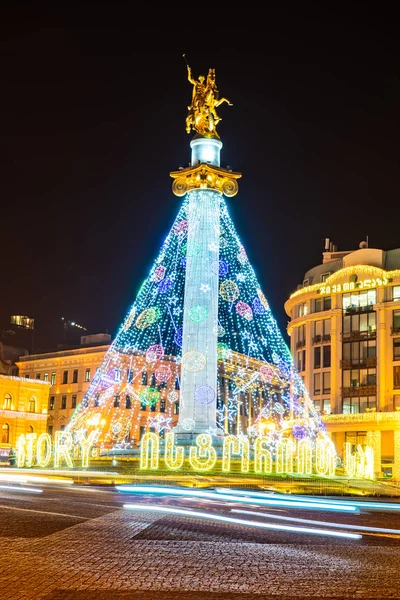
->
[298, 302, 308, 317]
[394, 311, 400, 332]
[139, 426, 146, 439]
[393, 286, 400, 301]
[314, 320, 322, 338]
[394, 366, 400, 389]
[141, 401, 147, 411]
[72, 395, 77, 409]
[48, 425, 53, 437]
[343, 397, 359, 414]
[1, 423, 9, 444]
[297, 324, 306, 344]
[314, 373, 321, 395]
[150, 372, 156, 387]
[51, 372, 56, 385]
[63, 371, 68, 384]
[160, 399, 166, 413]
[60, 424, 65, 431]
[125, 395, 132, 409]
[360, 396, 377, 412]
[323, 372, 331, 394]
[141, 371, 148, 386]
[43, 373, 49, 382]
[394, 338, 400, 361]
[321, 272, 331, 282]
[4, 393, 12, 410]
[113, 395, 120, 408]
[115, 369, 121, 382]
[36, 373, 41, 379]
[174, 401, 179, 414]
[175, 376, 180, 390]
[322, 399, 331, 414]
[303, 279, 309, 287]
[127, 369, 133, 383]
[49, 396, 55, 410]
[94, 394, 100, 407]
[314, 347, 321, 369]
[297, 349, 306, 372]
[323, 319, 331, 336]
[323, 345, 331, 368]
[314, 298, 322, 313]
[73, 370, 78, 383]
[343, 290, 376, 311]
[323, 296, 331, 311]
[29, 397, 36, 412]
[61, 396, 67, 409]
[85, 368, 91, 382]
[394, 395, 400, 410]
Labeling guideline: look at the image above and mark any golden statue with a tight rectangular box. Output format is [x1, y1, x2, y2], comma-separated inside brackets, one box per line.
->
[185, 62, 232, 139]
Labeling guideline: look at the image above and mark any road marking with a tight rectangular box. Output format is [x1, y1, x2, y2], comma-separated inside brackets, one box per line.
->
[0, 504, 88, 520]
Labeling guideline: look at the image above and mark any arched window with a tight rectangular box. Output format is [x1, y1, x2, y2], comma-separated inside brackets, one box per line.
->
[1, 423, 9, 444]
[28, 425, 34, 434]
[29, 397, 36, 413]
[4, 394, 12, 410]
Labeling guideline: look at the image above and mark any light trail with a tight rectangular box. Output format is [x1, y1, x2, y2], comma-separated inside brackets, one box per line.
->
[0, 485, 43, 493]
[116, 485, 359, 513]
[215, 488, 400, 512]
[0, 474, 73, 485]
[232, 509, 400, 535]
[123, 503, 361, 539]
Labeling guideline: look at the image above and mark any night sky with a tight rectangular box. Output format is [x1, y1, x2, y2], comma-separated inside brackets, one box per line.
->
[1, 14, 399, 349]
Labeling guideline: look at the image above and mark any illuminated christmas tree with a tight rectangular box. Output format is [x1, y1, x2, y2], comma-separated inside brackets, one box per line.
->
[67, 62, 330, 458]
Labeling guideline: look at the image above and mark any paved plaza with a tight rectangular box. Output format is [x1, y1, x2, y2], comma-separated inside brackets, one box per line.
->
[0, 486, 400, 599]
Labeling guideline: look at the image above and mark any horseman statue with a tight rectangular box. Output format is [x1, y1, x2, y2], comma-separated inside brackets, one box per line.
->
[185, 61, 232, 139]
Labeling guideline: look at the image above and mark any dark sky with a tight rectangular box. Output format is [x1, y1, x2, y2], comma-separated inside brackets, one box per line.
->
[1, 13, 399, 349]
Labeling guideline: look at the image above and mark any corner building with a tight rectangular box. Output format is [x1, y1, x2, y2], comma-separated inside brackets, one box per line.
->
[285, 244, 400, 479]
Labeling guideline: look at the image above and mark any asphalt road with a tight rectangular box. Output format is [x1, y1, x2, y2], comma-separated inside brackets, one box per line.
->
[1, 482, 400, 598]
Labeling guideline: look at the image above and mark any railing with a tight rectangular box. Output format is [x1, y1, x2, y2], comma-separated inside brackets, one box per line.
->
[322, 334, 331, 343]
[296, 340, 306, 349]
[340, 357, 377, 369]
[341, 329, 376, 342]
[341, 384, 377, 397]
[391, 326, 400, 335]
[344, 305, 375, 315]
[312, 335, 321, 345]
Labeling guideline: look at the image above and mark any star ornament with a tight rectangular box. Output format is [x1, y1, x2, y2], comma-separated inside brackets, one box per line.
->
[200, 283, 211, 293]
[149, 415, 172, 433]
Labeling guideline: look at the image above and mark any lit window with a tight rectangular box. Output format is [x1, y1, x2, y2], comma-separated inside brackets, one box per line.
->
[4, 393, 12, 410]
[394, 311, 400, 333]
[314, 373, 321, 395]
[1, 423, 9, 444]
[29, 397, 36, 413]
[85, 368, 91, 382]
[43, 373, 49, 382]
[394, 366, 400, 390]
[49, 396, 55, 410]
[51, 372, 56, 385]
[322, 398, 331, 414]
[393, 286, 400, 302]
[36, 373, 41, 379]
[323, 372, 331, 394]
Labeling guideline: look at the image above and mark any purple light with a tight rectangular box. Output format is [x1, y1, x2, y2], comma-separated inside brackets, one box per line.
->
[252, 297, 265, 315]
[158, 276, 174, 294]
[211, 260, 229, 276]
[174, 327, 183, 348]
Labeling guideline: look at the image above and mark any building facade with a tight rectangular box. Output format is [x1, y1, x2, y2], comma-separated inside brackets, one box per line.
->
[16, 334, 111, 438]
[0, 374, 50, 457]
[285, 243, 400, 478]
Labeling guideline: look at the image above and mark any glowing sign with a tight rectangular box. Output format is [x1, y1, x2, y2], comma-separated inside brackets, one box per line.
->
[319, 277, 390, 295]
[16, 430, 99, 469]
[139, 433, 374, 479]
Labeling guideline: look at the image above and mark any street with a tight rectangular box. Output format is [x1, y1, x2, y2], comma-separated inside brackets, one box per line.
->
[0, 480, 400, 598]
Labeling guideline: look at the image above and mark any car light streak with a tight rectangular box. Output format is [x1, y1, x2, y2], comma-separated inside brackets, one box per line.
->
[116, 485, 358, 512]
[215, 489, 400, 512]
[123, 503, 361, 539]
[0, 485, 43, 493]
[231, 509, 400, 535]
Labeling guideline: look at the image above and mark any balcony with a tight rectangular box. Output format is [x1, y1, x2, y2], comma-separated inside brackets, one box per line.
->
[312, 335, 321, 345]
[340, 357, 377, 369]
[296, 340, 306, 350]
[391, 326, 400, 336]
[340, 384, 377, 397]
[322, 334, 331, 343]
[344, 305, 375, 315]
[341, 329, 376, 342]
